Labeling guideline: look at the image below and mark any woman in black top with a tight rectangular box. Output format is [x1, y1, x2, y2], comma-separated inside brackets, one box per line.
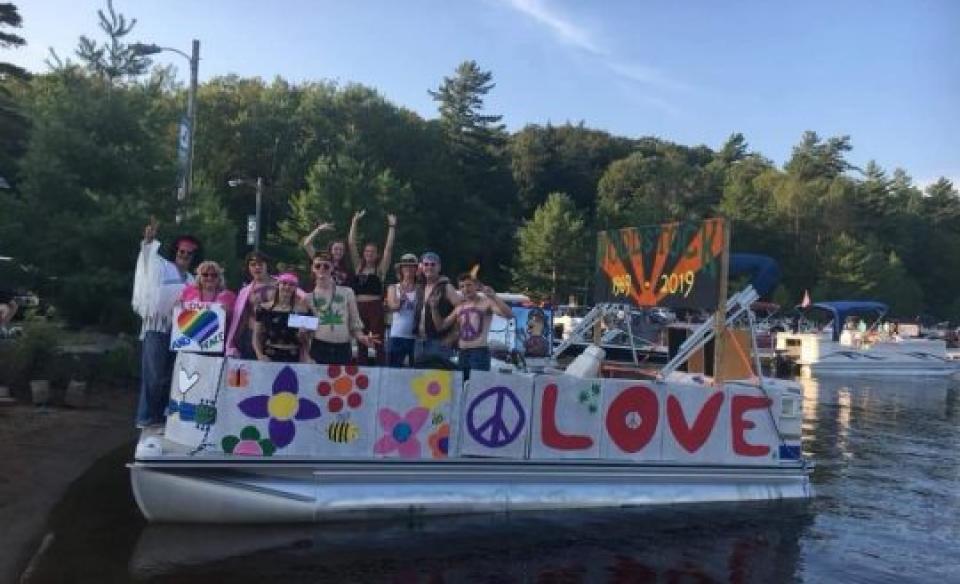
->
[348, 209, 396, 365]
[253, 272, 307, 363]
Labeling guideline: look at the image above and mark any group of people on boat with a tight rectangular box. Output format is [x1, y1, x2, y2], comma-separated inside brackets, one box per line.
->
[130, 213, 513, 430]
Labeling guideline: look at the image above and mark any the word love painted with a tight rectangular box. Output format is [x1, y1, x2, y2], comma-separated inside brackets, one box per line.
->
[535, 377, 780, 465]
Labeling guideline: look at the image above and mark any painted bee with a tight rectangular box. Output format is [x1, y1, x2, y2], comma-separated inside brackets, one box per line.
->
[327, 420, 360, 443]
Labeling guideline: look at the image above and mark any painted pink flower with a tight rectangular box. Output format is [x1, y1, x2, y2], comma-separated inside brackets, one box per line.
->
[374, 407, 430, 458]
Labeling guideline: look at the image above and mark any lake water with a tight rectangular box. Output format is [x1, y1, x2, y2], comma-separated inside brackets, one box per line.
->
[22, 375, 960, 583]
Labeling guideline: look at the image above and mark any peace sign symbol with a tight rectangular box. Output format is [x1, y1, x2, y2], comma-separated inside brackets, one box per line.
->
[466, 386, 526, 448]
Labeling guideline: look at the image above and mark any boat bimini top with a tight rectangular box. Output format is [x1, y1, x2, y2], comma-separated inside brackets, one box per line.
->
[803, 301, 889, 342]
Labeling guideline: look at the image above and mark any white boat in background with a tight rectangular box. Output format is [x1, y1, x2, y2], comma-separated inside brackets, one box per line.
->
[130, 286, 812, 523]
[776, 301, 959, 377]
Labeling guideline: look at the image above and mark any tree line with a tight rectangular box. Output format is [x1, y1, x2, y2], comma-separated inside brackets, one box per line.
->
[1, 2, 958, 330]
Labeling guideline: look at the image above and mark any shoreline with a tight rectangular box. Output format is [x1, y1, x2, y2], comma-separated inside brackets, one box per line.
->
[0, 386, 137, 583]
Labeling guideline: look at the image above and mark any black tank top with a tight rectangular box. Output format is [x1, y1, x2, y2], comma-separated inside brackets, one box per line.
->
[255, 303, 300, 347]
[352, 271, 383, 296]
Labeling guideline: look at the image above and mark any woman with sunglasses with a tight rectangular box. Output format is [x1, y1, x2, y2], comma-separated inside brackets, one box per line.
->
[131, 218, 201, 431]
[179, 261, 237, 333]
[301, 252, 377, 365]
[348, 209, 396, 365]
[252, 272, 307, 363]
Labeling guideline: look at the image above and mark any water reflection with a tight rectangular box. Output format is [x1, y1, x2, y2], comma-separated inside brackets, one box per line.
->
[799, 375, 960, 584]
[128, 504, 812, 583]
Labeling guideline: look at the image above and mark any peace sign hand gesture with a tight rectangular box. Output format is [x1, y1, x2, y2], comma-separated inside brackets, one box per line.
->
[143, 217, 159, 243]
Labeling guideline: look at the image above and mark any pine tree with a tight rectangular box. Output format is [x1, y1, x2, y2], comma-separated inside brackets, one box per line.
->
[74, 0, 151, 82]
[0, 2, 28, 186]
[429, 60, 505, 160]
[512, 193, 589, 303]
[0, 2, 28, 81]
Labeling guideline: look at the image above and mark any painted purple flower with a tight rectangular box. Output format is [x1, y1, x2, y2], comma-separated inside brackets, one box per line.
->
[238, 366, 321, 448]
[374, 407, 430, 458]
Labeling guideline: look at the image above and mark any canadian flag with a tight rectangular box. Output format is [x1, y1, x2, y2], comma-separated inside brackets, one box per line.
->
[800, 289, 811, 308]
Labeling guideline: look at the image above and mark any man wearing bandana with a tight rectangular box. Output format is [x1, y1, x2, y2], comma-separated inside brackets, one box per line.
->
[131, 219, 200, 432]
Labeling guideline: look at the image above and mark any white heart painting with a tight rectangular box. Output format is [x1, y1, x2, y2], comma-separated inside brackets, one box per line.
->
[178, 369, 200, 394]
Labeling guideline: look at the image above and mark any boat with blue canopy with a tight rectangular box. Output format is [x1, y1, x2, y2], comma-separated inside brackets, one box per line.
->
[776, 300, 958, 377]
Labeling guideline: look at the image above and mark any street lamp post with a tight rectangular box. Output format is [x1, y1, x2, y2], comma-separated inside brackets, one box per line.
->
[131, 39, 200, 222]
[228, 178, 264, 253]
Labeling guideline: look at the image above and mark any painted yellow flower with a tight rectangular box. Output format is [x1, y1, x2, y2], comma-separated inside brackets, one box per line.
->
[411, 370, 453, 410]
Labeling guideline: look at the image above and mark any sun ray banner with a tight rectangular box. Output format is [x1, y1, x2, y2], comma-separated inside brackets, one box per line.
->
[595, 218, 727, 309]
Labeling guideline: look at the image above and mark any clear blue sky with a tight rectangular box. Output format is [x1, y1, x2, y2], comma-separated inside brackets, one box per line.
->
[10, 0, 960, 187]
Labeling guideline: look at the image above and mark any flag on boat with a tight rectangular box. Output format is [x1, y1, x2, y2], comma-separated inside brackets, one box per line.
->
[800, 289, 811, 308]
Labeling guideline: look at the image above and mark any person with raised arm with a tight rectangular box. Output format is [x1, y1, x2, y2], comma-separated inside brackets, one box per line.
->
[131, 218, 200, 431]
[300, 251, 378, 365]
[348, 209, 396, 365]
[224, 251, 276, 359]
[430, 272, 512, 377]
[301, 221, 352, 286]
[385, 253, 419, 367]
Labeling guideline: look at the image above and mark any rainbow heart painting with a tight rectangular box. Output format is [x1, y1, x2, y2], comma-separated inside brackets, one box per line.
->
[171, 305, 227, 353]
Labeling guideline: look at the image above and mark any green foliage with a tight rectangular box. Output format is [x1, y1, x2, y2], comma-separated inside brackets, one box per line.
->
[813, 234, 924, 317]
[510, 122, 633, 217]
[429, 60, 505, 158]
[0, 1, 28, 81]
[276, 152, 417, 265]
[181, 180, 240, 285]
[596, 148, 715, 229]
[0, 2, 28, 186]
[512, 193, 590, 303]
[2, 0, 959, 329]
[74, 0, 151, 81]
[0, 323, 60, 387]
[94, 337, 139, 384]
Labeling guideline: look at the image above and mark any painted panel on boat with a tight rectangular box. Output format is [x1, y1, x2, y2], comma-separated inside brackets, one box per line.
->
[529, 375, 603, 459]
[312, 364, 381, 457]
[458, 372, 535, 459]
[170, 304, 227, 353]
[723, 383, 782, 465]
[598, 379, 667, 461]
[160, 356, 787, 466]
[164, 352, 225, 449]
[373, 368, 461, 459]
[659, 387, 731, 463]
[208, 361, 325, 457]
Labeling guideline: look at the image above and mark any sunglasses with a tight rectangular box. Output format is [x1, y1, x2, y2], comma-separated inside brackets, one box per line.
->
[313, 263, 332, 270]
[421, 261, 437, 267]
[177, 249, 196, 256]
[199, 272, 218, 278]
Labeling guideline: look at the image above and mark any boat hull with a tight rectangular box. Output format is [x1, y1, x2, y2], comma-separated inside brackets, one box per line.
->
[778, 333, 959, 377]
[130, 458, 812, 523]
